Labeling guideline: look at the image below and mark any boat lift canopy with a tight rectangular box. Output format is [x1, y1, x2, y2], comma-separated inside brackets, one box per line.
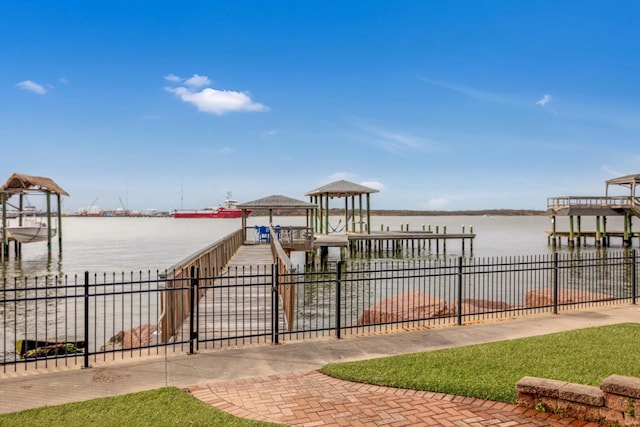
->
[1, 172, 69, 256]
[605, 174, 640, 203]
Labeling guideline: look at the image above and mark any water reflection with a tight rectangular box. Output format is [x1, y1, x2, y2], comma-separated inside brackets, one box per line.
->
[1, 252, 63, 285]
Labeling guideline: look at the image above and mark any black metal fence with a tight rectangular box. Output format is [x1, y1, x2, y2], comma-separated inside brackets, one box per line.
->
[1, 250, 638, 372]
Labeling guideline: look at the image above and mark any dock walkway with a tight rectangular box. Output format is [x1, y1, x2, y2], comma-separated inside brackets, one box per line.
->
[174, 244, 287, 347]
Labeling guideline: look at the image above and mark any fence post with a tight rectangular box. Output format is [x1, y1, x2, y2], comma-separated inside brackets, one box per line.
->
[336, 261, 342, 339]
[273, 262, 280, 344]
[83, 271, 90, 369]
[632, 249, 637, 305]
[189, 266, 198, 355]
[457, 257, 463, 326]
[553, 252, 559, 314]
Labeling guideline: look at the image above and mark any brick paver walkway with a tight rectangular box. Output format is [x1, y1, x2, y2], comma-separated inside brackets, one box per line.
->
[188, 370, 599, 426]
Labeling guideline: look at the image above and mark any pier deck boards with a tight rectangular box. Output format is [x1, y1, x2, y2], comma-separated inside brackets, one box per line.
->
[313, 231, 476, 248]
[175, 245, 287, 346]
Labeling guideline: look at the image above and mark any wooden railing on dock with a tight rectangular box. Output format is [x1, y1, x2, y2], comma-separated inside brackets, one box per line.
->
[160, 229, 244, 343]
[269, 225, 296, 331]
[547, 196, 639, 210]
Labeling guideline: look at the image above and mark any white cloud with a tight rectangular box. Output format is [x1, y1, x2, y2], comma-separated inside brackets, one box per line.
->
[536, 94, 552, 106]
[360, 180, 386, 191]
[164, 73, 267, 115]
[16, 80, 47, 95]
[164, 73, 182, 82]
[184, 74, 211, 88]
[59, 77, 68, 85]
[166, 86, 269, 115]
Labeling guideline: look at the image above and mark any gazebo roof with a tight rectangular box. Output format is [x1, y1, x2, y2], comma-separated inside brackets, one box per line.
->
[605, 174, 640, 187]
[0, 172, 69, 196]
[237, 194, 317, 209]
[305, 180, 379, 197]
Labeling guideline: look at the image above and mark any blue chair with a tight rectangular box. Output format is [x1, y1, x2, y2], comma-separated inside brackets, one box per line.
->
[258, 226, 270, 243]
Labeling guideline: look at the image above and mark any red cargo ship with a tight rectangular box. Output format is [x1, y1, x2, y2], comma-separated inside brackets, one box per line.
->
[172, 192, 250, 218]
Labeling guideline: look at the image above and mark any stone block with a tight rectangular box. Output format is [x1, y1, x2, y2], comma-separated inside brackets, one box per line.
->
[558, 382, 603, 406]
[516, 376, 567, 398]
[599, 407, 625, 426]
[516, 392, 538, 408]
[601, 375, 640, 399]
[625, 411, 640, 427]
[538, 396, 558, 413]
[556, 399, 602, 422]
[604, 392, 632, 413]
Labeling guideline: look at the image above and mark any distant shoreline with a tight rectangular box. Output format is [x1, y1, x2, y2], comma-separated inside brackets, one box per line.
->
[368, 209, 546, 216]
[252, 208, 547, 217]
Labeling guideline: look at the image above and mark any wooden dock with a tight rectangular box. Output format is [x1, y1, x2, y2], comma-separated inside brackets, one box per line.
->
[313, 230, 476, 257]
[546, 195, 640, 248]
[173, 244, 288, 347]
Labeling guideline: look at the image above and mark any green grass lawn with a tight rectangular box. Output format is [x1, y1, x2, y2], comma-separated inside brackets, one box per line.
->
[0, 387, 282, 427]
[1, 323, 638, 424]
[321, 323, 640, 402]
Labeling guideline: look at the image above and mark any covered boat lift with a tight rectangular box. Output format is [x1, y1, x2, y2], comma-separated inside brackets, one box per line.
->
[1, 172, 69, 257]
[546, 173, 640, 247]
[305, 180, 379, 235]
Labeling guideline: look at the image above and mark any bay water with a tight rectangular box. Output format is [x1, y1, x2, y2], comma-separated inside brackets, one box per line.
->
[1, 214, 633, 360]
[0, 215, 622, 278]
[1, 214, 631, 279]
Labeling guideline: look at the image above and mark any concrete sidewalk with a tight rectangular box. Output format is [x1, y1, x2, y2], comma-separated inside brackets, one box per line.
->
[1, 305, 638, 419]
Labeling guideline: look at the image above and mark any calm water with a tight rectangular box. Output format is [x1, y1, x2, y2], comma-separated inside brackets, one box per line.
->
[1, 214, 634, 360]
[2, 214, 632, 279]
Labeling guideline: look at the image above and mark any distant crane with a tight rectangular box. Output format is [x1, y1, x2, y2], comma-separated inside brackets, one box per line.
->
[86, 197, 100, 216]
[119, 197, 128, 215]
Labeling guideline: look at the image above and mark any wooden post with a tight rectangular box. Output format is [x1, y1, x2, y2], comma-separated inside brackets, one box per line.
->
[595, 216, 601, 248]
[351, 195, 356, 232]
[551, 215, 557, 247]
[46, 190, 52, 255]
[1, 191, 6, 258]
[324, 194, 329, 235]
[576, 216, 582, 247]
[603, 216, 608, 246]
[624, 213, 631, 247]
[344, 197, 348, 233]
[569, 216, 575, 248]
[366, 193, 371, 235]
[358, 194, 363, 233]
[443, 225, 447, 253]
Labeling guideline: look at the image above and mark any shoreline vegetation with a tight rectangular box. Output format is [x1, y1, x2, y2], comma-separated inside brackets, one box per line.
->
[369, 209, 546, 216]
[252, 208, 547, 216]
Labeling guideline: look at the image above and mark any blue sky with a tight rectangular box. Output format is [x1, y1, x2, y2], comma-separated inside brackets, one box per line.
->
[1, 1, 639, 213]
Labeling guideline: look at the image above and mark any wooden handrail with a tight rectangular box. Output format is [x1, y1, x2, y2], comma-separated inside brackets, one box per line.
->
[160, 229, 244, 343]
[269, 226, 296, 331]
[547, 196, 634, 209]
